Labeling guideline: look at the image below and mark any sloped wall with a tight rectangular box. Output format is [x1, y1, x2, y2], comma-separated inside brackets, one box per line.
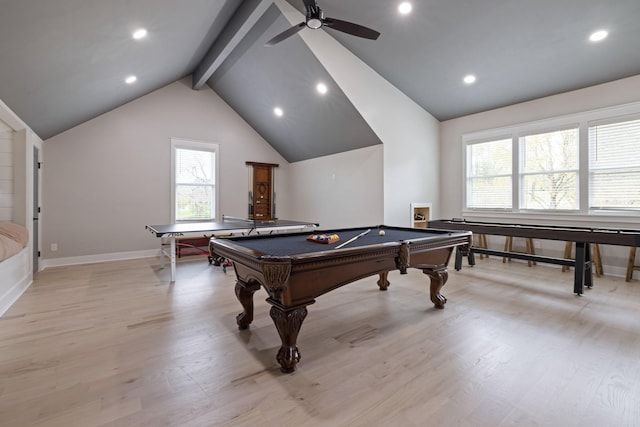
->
[275, 0, 441, 227]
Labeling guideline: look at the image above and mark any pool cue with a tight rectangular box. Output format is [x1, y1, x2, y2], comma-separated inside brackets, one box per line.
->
[335, 229, 371, 249]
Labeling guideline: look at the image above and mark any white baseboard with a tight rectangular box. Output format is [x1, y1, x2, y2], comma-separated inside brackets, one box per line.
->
[602, 265, 630, 280]
[0, 274, 32, 317]
[41, 249, 160, 269]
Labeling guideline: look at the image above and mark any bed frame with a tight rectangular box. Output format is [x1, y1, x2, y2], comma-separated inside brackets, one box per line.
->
[0, 247, 31, 316]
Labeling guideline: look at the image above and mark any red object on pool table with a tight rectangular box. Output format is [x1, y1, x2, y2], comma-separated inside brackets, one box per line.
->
[209, 225, 471, 373]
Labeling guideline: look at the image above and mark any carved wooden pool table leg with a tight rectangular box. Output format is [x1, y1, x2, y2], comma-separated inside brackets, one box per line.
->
[269, 303, 309, 373]
[377, 272, 390, 290]
[235, 280, 261, 329]
[424, 268, 449, 309]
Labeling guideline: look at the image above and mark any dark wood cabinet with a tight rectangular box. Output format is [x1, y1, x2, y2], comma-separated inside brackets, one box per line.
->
[247, 162, 277, 220]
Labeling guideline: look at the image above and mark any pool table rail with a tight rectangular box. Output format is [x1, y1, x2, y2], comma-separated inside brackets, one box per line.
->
[211, 230, 470, 307]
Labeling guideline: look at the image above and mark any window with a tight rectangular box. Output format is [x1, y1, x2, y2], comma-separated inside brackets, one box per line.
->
[466, 138, 512, 209]
[463, 102, 640, 217]
[589, 117, 640, 211]
[171, 139, 219, 222]
[519, 128, 579, 210]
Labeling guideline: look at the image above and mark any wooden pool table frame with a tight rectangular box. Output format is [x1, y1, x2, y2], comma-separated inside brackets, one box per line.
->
[209, 226, 471, 373]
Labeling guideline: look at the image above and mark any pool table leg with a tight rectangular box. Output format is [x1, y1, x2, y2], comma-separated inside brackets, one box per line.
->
[235, 280, 261, 329]
[424, 267, 448, 309]
[269, 302, 309, 373]
[377, 272, 390, 290]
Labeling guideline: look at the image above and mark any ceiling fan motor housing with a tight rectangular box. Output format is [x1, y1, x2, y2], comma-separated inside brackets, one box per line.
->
[306, 8, 324, 29]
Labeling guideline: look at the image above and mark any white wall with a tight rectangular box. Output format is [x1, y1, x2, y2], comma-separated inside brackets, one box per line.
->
[0, 97, 40, 248]
[0, 119, 13, 221]
[439, 74, 640, 276]
[276, 0, 441, 227]
[12, 130, 31, 229]
[287, 145, 383, 229]
[42, 78, 289, 263]
[440, 75, 640, 219]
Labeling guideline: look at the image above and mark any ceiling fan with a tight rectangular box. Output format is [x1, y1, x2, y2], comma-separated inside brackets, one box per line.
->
[265, 0, 380, 47]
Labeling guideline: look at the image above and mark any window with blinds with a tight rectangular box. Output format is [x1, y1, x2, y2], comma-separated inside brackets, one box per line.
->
[466, 138, 512, 209]
[520, 128, 579, 210]
[589, 117, 640, 211]
[171, 139, 219, 222]
[463, 104, 640, 216]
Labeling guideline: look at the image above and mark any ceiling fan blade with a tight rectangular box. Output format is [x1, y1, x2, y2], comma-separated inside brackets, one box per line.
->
[323, 17, 380, 40]
[265, 22, 306, 47]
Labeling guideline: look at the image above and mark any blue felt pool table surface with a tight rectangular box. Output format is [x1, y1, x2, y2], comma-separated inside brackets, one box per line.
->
[213, 226, 458, 257]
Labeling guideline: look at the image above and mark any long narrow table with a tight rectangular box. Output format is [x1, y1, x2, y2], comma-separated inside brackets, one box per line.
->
[428, 219, 640, 295]
[145, 216, 318, 281]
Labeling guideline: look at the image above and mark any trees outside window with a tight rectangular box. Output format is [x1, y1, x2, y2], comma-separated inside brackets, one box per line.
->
[466, 138, 512, 209]
[520, 128, 579, 210]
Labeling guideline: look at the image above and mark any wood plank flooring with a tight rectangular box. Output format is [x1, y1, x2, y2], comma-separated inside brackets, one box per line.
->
[1, 257, 640, 426]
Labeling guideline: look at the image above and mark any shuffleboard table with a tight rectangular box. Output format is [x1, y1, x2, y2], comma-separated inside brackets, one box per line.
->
[209, 225, 471, 373]
[428, 219, 640, 295]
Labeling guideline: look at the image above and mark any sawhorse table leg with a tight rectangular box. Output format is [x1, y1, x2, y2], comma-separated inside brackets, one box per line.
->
[573, 242, 593, 295]
[169, 237, 176, 282]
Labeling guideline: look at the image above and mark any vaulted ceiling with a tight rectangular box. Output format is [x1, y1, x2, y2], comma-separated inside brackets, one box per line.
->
[1, 0, 639, 161]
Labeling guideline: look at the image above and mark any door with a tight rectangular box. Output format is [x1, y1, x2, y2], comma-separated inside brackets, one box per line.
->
[247, 162, 277, 220]
[33, 146, 39, 273]
[252, 164, 272, 219]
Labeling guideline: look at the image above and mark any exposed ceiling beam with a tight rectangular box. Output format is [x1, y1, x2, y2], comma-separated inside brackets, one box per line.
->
[192, 0, 273, 90]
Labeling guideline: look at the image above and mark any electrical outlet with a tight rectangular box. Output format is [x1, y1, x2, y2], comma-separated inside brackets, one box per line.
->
[50, 243, 58, 251]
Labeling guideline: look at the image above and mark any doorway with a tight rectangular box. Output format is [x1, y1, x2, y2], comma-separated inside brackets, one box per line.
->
[33, 146, 39, 273]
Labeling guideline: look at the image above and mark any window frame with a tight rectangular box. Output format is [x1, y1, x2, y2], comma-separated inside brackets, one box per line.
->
[461, 101, 640, 223]
[587, 113, 640, 212]
[170, 138, 219, 223]
[464, 136, 514, 211]
[517, 125, 580, 212]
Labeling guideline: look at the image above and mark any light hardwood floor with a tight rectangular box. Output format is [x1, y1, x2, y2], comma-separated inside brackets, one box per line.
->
[1, 256, 640, 426]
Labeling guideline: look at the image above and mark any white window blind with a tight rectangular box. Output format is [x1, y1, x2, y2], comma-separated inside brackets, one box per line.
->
[173, 143, 217, 221]
[519, 128, 578, 210]
[466, 138, 512, 209]
[589, 117, 640, 210]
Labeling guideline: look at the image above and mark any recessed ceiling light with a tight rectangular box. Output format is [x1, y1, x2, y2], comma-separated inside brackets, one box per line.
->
[316, 82, 328, 95]
[132, 28, 147, 40]
[398, 2, 412, 15]
[273, 107, 284, 117]
[589, 30, 608, 42]
[125, 75, 137, 84]
[463, 74, 476, 85]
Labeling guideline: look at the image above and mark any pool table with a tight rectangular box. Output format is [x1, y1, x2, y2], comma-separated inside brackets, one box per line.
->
[209, 225, 471, 373]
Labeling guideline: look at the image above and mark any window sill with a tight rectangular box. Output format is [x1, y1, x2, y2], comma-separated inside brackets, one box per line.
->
[460, 210, 640, 229]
